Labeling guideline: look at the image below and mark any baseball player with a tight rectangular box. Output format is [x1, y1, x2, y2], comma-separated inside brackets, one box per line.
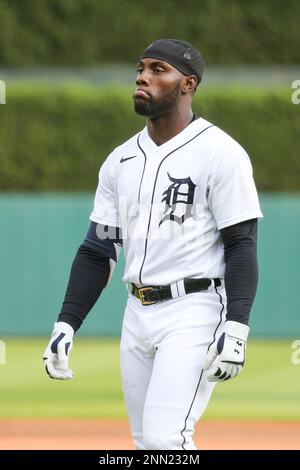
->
[44, 39, 263, 450]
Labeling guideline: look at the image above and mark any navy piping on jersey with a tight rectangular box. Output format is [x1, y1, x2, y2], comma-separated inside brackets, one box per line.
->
[137, 135, 147, 204]
[180, 281, 225, 449]
[138, 124, 214, 285]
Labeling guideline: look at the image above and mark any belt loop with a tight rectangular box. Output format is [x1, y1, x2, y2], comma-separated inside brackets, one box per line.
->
[170, 282, 179, 299]
[176, 279, 186, 297]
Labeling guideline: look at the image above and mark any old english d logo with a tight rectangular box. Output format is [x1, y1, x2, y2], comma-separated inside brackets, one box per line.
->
[159, 173, 196, 226]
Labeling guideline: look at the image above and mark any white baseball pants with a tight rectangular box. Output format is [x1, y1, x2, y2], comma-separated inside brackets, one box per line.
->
[120, 280, 226, 450]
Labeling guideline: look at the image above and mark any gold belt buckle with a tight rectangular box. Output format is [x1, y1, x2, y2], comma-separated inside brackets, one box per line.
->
[138, 287, 156, 305]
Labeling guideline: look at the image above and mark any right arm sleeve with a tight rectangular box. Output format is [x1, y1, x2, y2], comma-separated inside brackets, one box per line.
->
[90, 156, 120, 227]
[58, 244, 110, 332]
[58, 222, 123, 332]
[59, 154, 122, 332]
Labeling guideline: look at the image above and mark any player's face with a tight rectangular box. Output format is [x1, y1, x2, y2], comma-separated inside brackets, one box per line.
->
[133, 59, 184, 118]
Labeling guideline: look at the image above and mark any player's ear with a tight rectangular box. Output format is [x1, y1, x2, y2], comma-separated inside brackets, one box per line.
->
[181, 76, 197, 95]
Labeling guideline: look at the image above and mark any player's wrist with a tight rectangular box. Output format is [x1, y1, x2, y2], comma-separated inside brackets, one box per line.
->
[225, 320, 249, 341]
[58, 313, 82, 332]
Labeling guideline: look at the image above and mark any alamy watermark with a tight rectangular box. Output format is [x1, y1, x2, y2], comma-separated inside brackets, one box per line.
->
[291, 340, 300, 365]
[95, 200, 206, 253]
[0, 340, 6, 364]
[291, 80, 300, 104]
[0, 80, 6, 104]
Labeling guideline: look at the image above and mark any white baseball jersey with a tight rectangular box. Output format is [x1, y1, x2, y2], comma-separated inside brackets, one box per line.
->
[90, 117, 262, 286]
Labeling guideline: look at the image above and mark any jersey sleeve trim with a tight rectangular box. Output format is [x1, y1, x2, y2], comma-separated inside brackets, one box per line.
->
[217, 211, 263, 230]
[89, 214, 119, 227]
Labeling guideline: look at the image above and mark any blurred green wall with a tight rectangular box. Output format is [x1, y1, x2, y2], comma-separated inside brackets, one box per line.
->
[0, 193, 299, 337]
[0, 0, 299, 65]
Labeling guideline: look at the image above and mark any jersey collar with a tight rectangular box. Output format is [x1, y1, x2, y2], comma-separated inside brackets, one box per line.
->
[139, 117, 210, 155]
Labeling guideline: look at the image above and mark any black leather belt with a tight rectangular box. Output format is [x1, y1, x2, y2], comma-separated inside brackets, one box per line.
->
[131, 278, 221, 306]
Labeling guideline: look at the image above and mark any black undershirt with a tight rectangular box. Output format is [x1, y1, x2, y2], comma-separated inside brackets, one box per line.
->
[58, 219, 258, 331]
[220, 218, 258, 324]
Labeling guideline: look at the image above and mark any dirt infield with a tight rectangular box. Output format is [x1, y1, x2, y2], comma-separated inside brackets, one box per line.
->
[0, 420, 299, 450]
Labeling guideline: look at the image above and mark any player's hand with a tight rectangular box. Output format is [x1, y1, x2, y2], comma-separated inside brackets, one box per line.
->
[43, 321, 74, 380]
[203, 321, 249, 382]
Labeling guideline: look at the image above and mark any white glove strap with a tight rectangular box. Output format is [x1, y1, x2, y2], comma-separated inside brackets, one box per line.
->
[54, 321, 74, 337]
[225, 320, 249, 341]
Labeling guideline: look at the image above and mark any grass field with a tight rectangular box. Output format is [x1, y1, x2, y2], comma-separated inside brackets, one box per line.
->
[0, 338, 299, 420]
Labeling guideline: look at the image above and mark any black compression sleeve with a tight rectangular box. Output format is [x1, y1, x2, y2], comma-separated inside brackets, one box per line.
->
[58, 245, 110, 332]
[220, 219, 258, 325]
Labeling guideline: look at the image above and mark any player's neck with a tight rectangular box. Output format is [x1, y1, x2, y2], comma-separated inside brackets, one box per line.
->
[147, 109, 194, 146]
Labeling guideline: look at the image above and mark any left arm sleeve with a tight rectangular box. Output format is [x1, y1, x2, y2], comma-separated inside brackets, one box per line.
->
[208, 140, 263, 229]
[220, 218, 258, 325]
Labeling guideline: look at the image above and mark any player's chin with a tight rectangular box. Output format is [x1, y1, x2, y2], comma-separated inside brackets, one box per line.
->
[134, 100, 151, 116]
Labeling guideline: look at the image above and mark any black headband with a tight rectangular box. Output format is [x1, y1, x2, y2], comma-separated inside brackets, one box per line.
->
[139, 39, 205, 85]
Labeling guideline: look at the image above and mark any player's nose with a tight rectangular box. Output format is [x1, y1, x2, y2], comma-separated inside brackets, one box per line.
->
[136, 70, 150, 86]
